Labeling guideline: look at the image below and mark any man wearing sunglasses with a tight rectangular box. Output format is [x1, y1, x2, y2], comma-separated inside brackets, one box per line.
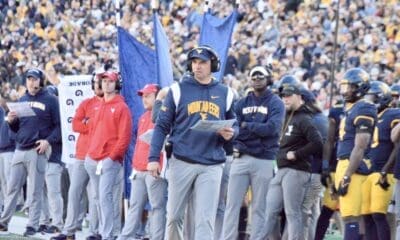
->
[222, 66, 285, 239]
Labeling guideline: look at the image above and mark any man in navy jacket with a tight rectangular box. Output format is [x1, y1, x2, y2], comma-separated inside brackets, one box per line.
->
[148, 46, 238, 240]
[222, 66, 285, 239]
[0, 68, 61, 237]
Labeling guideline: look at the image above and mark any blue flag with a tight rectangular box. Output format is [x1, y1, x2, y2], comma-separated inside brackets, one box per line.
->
[118, 27, 156, 198]
[154, 12, 174, 87]
[199, 10, 238, 81]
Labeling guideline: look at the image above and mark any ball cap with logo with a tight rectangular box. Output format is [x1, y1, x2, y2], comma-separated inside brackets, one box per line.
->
[189, 48, 214, 61]
[137, 84, 159, 96]
[26, 69, 43, 80]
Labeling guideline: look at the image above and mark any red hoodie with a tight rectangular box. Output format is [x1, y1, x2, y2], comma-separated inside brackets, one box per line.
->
[132, 111, 163, 171]
[72, 96, 102, 160]
[87, 95, 132, 162]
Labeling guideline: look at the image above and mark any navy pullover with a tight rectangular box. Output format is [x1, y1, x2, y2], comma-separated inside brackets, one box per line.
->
[149, 75, 239, 165]
[234, 90, 285, 159]
[9, 89, 61, 151]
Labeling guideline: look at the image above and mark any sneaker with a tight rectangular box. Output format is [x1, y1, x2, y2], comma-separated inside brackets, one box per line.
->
[45, 225, 61, 234]
[23, 226, 37, 236]
[0, 223, 7, 232]
[38, 224, 48, 232]
[50, 234, 68, 240]
[86, 234, 102, 240]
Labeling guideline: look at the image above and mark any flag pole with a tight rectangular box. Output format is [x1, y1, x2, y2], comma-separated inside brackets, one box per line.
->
[151, 0, 159, 12]
[328, 0, 340, 108]
[204, 0, 210, 13]
[115, 0, 121, 27]
[114, 0, 127, 221]
[235, 0, 240, 8]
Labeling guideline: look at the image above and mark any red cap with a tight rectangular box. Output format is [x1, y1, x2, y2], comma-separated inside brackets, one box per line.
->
[97, 71, 119, 81]
[137, 84, 160, 96]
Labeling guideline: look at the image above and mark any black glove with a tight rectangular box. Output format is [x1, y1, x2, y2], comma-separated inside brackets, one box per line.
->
[337, 175, 351, 196]
[376, 172, 390, 191]
[321, 169, 332, 187]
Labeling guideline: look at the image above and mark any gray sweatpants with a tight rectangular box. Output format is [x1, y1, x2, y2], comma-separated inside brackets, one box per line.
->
[63, 159, 98, 235]
[85, 157, 121, 240]
[214, 155, 233, 240]
[118, 171, 167, 240]
[0, 152, 13, 210]
[184, 156, 234, 240]
[223, 155, 275, 240]
[0, 149, 47, 230]
[166, 156, 223, 240]
[302, 173, 323, 240]
[263, 168, 311, 240]
[40, 162, 64, 229]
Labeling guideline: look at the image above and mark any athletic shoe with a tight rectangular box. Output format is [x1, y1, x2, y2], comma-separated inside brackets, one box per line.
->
[23, 226, 36, 236]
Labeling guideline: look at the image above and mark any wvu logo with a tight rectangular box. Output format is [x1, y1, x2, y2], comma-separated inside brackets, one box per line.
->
[187, 101, 220, 120]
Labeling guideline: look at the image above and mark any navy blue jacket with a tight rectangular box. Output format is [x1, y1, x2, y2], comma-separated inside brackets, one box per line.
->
[149, 75, 239, 165]
[234, 90, 285, 159]
[309, 112, 328, 173]
[0, 107, 15, 153]
[9, 89, 61, 151]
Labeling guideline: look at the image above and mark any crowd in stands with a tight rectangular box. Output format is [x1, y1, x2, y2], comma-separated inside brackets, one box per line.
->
[1, 0, 400, 109]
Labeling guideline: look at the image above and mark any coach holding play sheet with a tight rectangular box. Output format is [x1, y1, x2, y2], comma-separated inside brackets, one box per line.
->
[148, 45, 239, 240]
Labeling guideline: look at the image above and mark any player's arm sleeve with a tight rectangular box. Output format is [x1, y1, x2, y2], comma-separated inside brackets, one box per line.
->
[109, 107, 133, 161]
[353, 104, 376, 134]
[354, 115, 375, 134]
[72, 100, 89, 134]
[46, 97, 62, 144]
[149, 91, 176, 162]
[295, 116, 324, 160]
[244, 98, 285, 138]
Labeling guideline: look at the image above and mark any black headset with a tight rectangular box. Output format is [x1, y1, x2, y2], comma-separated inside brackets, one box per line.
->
[91, 71, 97, 90]
[187, 45, 221, 73]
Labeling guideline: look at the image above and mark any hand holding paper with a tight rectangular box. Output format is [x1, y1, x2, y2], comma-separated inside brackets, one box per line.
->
[190, 119, 236, 132]
[217, 127, 235, 140]
[6, 102, 36, 118]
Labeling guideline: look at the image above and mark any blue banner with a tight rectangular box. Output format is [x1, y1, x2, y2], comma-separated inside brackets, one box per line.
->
[118, 27, 156, 198]
[154, 12, 174, 87]
[199, 10, 238, 81]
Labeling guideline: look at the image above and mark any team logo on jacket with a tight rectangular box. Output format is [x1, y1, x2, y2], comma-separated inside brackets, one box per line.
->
[242, 106, 268, 115]
[285, 125, 293, 136]
[28, 101, 46, 111]
[187, 101, 220, 120]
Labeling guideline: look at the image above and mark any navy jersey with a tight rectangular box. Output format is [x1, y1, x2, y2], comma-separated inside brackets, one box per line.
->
[337, 100, 377, 160]
[327, 103, 344, 171]
[369, 108, 400, 172]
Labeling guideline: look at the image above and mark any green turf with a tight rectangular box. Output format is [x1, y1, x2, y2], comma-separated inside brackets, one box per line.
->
[0, 233, 42, 240]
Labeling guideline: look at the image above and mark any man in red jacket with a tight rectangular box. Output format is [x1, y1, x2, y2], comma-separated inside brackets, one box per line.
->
[84, 71, 132, 240]
[118, 83, 166, 240]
